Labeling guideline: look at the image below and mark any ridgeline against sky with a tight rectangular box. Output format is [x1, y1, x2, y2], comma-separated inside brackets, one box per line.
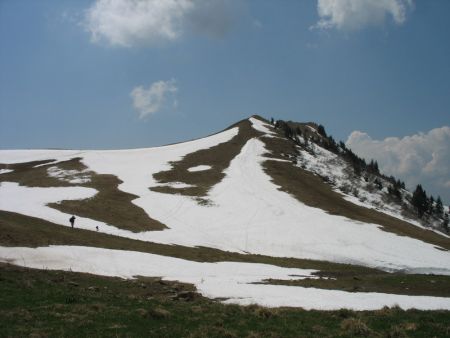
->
[0, 0, 449, 201]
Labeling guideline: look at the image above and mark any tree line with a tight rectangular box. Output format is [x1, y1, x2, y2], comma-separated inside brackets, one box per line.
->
[271, 117, 449, 231]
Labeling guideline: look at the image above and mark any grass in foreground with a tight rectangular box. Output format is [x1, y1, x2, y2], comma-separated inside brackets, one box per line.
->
[1, 263, 450, 337]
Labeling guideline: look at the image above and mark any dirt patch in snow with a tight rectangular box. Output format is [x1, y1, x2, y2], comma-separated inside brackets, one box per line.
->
[151, 118, 262, 199]
[264, 273, 450, 298]
[0, 158, 166, 232]
[0, 159, 68, 187]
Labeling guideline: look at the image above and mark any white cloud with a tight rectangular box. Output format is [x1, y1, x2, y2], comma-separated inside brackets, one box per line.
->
[130, 80, 177, 118]
[346, 126, 450, 203]
[313, 0, 414, 31]
[84, 0, 236, 47]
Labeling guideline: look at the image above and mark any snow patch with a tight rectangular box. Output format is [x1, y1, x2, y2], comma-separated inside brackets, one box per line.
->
[1, 245, 449, 310]
[187, 165, 211, 172]
[0, 182, 100, 229]
[249, 117, 277, 136]
[156, 182, 195, 189]
[0, 169, 12, 175]
[47, 166, 91, 184]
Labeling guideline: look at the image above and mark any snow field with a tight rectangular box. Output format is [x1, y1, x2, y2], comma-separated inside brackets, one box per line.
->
[1, 119, 450, 309]
[137, 137, 450, 273]
[1, 122, 450, 274]
[1, 245, 450, 311]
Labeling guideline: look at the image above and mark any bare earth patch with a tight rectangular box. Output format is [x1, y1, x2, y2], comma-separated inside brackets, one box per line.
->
[0, 158, 166, 232]
[151, 119, 261, 199]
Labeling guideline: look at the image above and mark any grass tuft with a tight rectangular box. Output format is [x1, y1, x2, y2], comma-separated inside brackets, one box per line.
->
[340, 317, 372, 336]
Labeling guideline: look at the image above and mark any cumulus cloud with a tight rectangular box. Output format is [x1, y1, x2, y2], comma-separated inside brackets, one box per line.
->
[84, 0, 236, 47]
[346, 126, 450, 203]
[313, 0, 414, 31]
[130, 80, 177, 118]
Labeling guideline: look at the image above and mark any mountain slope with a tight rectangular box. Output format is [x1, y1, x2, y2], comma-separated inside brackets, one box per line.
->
[1, 116, 450, 310]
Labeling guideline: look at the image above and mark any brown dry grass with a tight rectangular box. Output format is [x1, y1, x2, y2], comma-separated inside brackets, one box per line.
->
[340, 317, 372, 337]
[264, 272, 450, 297]
[151, 118, 261, 198]
[0, 158, 166, 232]
[0, 159, 68, 187]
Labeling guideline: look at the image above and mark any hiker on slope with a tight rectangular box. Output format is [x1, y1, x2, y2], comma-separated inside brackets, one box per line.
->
[69, 215, 76, 228]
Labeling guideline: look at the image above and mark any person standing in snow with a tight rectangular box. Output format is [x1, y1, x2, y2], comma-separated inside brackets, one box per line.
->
[69, 215, 76, 228]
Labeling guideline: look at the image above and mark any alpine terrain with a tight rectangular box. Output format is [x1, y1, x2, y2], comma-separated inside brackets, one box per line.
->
[1, 116, 450, 336]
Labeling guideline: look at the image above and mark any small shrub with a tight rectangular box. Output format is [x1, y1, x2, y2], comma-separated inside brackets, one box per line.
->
[339, 184, 352, 195]
[337, 308, 353, 319]
[400, 322, 417, 331]
[135, 308, 148, 318]
[340, 317, 372, 336]
[148, 307, 171, 319]
[65, 295, 77, 304]
[386, 324, 408, 338]
[253, 306, 279, 319]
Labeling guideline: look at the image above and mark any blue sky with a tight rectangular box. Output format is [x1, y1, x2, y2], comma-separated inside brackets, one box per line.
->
[0, 0, 449, 202]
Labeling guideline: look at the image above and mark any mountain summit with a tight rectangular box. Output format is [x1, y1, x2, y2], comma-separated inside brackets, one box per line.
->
[1, 116, 450, 310]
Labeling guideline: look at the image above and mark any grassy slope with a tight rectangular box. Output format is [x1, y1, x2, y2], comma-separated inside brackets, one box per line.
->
[1, 263, 450, 338]
[0, 158, 166, 232]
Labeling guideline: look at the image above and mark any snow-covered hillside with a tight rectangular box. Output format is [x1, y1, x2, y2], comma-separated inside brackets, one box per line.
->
[296, 136, 449, 237]
[1, 116, 450, 310]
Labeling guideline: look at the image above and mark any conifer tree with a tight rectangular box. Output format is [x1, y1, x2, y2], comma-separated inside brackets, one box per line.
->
[436, 196, 444, 216]
[374, 178, 382, 190]
[429, 196, 435, 215]
[412, 184, 428, 218]
[388, 184, 401, 199]
[317, 124, 327, 137]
